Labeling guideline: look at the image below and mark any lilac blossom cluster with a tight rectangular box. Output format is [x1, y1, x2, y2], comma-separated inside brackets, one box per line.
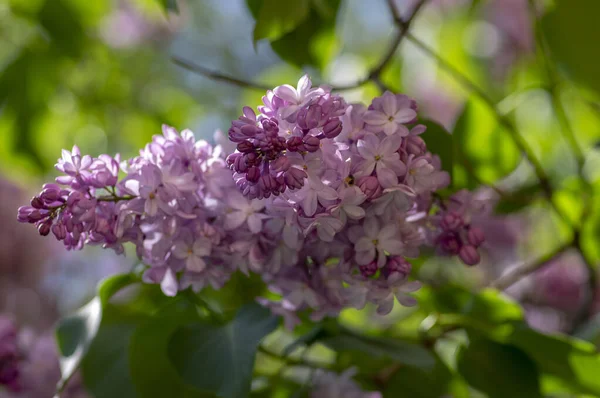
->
[0, 316, 87, 398]
[310, 368, 381, 398]
[17, 76, 485, 323]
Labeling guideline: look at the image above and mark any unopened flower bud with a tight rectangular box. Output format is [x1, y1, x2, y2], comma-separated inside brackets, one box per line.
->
[38, 219, 52, 236]
[440, 211, 463, 231]
[467, 227, 485, 247]
[386, 256, 412, 277]
[237, 140, 255, 153]
[30, 196, 44, 209]
[246, 166, 260, 183]
[284, 168, 307, 190]
[357, 176, 382, 200]
[459, 245, 480, 266]
[359, 261, 378, 277]
[322, 119, 342, 139]
[286, 136, 303, 152]
[270, 156, 291, 173]
[302, 136, 320, 152]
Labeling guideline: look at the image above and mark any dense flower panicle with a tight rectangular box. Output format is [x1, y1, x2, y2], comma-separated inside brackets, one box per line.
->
[17, 75, 486, 322]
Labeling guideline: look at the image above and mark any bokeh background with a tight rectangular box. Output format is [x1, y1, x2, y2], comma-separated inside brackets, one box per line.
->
[1, 0, 600, 393]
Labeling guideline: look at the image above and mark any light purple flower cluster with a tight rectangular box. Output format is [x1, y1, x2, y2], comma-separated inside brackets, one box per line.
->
[310, 368, 381, 398]
[426, 190, 487, 266]
[17, 76, 485, 323]
[0, 316, 87, 398]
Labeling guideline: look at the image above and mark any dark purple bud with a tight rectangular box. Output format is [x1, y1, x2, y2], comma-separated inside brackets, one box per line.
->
[37, 219, 52, 236]
[244, 152, 262, 167]
[359, 261, 378, 277]
[17, 206, 47, 223]
[357, 176, 383, 200]
[297, 104, 321, 130]
[302, 135, 320, 152]
[226, 152, 241, 168]
[386, 256, 412, 277]
[40, 186, 62, 202]
[284, 168, 307, 190]
[467, 227, 485, 247]
[52, 223, 67, 240]
[286, 136, 303, 152]
[246, 166, 260, 183]
[259, 174, 277, 193]
[241, 124, 261, 138]
[459, 245, 480, 266]
[261, 118, 279, 136]
[30, 196, 45, 209]
[237, 140, 255, 153]
[440, 211, 463, 231]
[437, 231, 461, 255]
[322, 119, 342, 139]
[270, 156, 291, 173]
[233, 154, 249, 173]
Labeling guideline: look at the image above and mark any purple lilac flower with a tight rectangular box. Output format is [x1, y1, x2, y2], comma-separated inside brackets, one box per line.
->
[17, 76, 487, 324]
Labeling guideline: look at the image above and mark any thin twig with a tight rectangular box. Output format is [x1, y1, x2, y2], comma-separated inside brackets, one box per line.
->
[332, 0, 427, 90]
[258, 345, 329, 369]
[172, 56, 273, 91]
[173, 1, 427, 93]
[404, 32, 579, 229]
[490, 242, 572, 291]
[526, 0, 597, 328]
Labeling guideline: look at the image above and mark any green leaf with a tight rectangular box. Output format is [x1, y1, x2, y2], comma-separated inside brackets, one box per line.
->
[384, 354, 453, 398]
[421, 119, 453, 179]
[322, 332, 435, 371]
[55, 273, 138, 391]
[252, 0, 311, 44]
[419, 285, 524, 325]
[80, 304, 146, 398]
[158, 0, 179, 12]
[541, 0, 600, 96]
[247, 0, 341, 70]
[508, 326, 600, 396]
[452, 99, 521, 189]
[129, 298, 216, 397]
[457, 338, 541, 398]
[168, 303, 278, 398]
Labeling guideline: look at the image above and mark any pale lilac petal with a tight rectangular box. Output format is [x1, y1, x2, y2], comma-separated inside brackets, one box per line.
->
[318, 186, 338, 201]
[356, 247, 376, 265]
[394, 108, 417, 123]
[224, 211, 246, 230]
[383, 122, 397, 136]
[376, 167, 398, 188]
[355, 237, 373, 252]
[382, 92, 397, 116]
[247, 213, 263, 233]
[363, 216, 379, 238]
[397, 294, 418, 307]
[345, 205, 365, 220]
[302, 190, 318, 217]
[161, 268, 178, 297]
[363, 111, 389, 125]
[376, 297, 394, 315]
[381, 133, 403, 155]
[186, 256, 206, 272]
[273, 84, 299, 103]
[297, 74, 311, 95]
[378, 225, 397, 240]
[381, 239, 403, 255]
